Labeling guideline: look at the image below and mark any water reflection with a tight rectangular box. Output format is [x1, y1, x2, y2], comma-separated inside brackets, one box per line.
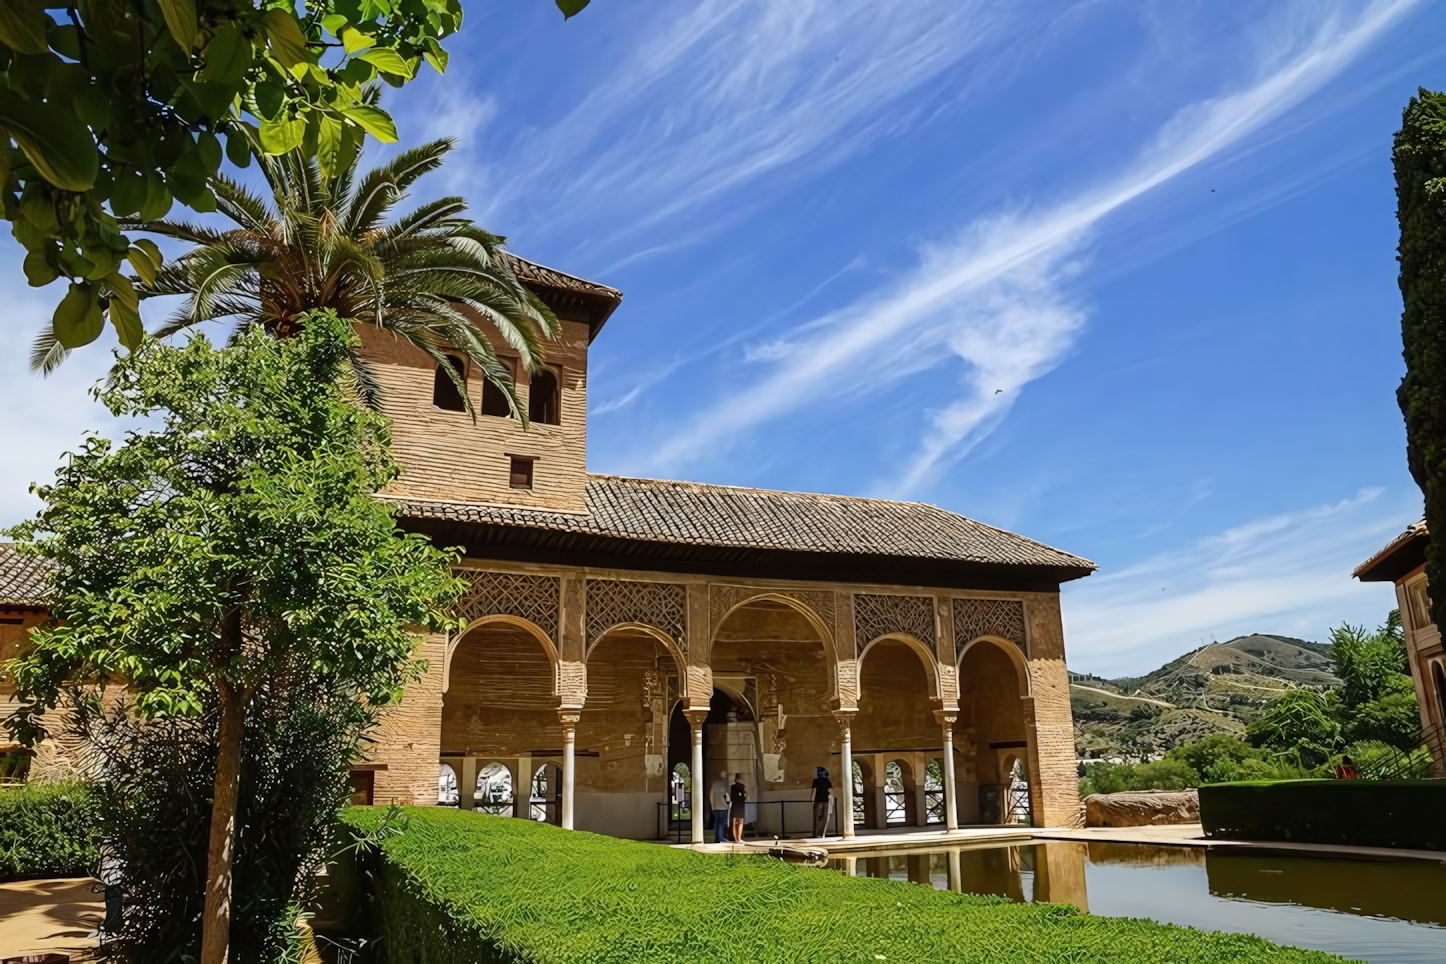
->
[825, 840, 1446, 964]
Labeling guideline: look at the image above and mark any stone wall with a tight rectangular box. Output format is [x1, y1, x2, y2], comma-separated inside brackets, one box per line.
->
[357, 318, 591, 512]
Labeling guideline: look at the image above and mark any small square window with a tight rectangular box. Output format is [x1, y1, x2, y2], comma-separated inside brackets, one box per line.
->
[509, 456, 534, 489]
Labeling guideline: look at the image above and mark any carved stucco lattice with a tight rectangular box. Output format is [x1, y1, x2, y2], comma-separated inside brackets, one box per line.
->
[456, 570, 559, 642]
[853, 592, 936, 657]
[709, 584, 836, 638]
[586, 579, 688, 649]
[953, 597, 1027, 655]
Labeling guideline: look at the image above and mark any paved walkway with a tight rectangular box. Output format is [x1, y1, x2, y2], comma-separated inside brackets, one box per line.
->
[0, 876, 102, 960]
[681, 822, 1446, 863]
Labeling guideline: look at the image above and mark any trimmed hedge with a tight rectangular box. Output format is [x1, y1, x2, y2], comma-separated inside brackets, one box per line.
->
[338, 806, 1342, 963]
[1200, 779, 1446, 851]
[0, 782, 101, 879]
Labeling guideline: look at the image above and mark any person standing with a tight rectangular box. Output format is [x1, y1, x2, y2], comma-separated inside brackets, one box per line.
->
[711, 769, 731, 843]
[811, 766, 833, 838]
[729, 772, 748, 843]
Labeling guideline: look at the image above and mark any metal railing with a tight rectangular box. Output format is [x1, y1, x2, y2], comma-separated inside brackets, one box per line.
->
[657, 797, 841, 842]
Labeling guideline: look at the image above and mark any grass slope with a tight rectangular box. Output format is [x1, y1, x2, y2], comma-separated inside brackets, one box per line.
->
[342, 807, 1344, 964]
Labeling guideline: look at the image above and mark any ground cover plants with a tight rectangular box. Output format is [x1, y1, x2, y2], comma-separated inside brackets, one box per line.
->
[0, 781, 99, 879]
[338, 806, 1345, 964]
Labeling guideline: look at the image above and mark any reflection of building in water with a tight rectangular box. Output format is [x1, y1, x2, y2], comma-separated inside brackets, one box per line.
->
[836, 842, 1087, 912]
[0, 256, 1097, 841]
[1354, 521, 1446, 776]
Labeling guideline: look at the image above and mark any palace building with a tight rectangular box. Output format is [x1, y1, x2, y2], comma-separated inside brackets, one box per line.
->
[1, 255, 1096, 841]
[1354, 520, 1446, 777]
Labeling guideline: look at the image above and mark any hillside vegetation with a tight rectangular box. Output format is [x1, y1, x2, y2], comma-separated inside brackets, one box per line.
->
[1072, 633, 1337, 759]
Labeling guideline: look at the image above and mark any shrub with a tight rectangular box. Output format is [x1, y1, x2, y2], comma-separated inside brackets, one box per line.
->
[1164, 734, 1256, 780]
[337, 807, 1341, 963]
[0, 782, 100, 880]
[1345, 675, 1421, 749]
[1201, 780, 1446, 851]
[1079, 759, 1199, 796]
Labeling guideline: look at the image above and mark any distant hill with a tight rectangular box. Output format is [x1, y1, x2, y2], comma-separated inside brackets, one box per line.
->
[1071, 634, 1339, 760]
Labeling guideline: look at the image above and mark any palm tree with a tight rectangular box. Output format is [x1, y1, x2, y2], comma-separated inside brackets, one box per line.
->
[34, 138, 556, 420]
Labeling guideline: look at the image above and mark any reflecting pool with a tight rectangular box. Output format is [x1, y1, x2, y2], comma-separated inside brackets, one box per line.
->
[825, 841, 1446, 963]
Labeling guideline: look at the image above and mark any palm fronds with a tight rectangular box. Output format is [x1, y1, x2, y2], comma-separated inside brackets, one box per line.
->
[108, 136, 555, 419]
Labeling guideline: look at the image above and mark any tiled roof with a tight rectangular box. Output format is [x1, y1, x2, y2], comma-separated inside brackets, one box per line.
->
[1354, 519, 1428, 582]
[392, 475, 1095, 572]
[502, 253, 622, 301]
[0, 543, 52, 607]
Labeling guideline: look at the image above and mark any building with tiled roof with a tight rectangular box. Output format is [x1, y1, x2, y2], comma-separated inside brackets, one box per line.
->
[1355, 520, 1445, 776]
[343, 255, 1091, 839]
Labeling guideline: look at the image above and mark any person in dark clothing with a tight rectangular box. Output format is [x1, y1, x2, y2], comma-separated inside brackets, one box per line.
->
[729, 772, 748, 842]
[811, 766, 833, 838]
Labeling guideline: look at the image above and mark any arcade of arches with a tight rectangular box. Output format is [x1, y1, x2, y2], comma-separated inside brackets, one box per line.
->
[363, 566, 1080, 841]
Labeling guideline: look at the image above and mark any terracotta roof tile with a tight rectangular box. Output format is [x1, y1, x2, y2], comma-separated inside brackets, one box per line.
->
[0, 543, 53, 607]
[392, 475, 1095, 571]
[501, 253, 622, 301]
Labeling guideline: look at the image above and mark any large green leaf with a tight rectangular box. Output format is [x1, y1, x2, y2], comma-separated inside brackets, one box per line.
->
[340, 26, 375, 55]
[53, 282, 103, 348]
[357, 47, 411, 78]
[259, 116, 306, 154]
[108, 297, 144, 351]
[22, 250, 58, 287]
[0, 0, 49, 55]
[260, 9, 309, 68]
[338, 105, 397, 143]
[157, 0, 198, 49]
[556, 0, 591, 18]
[204, 25, 253, 84]
[0, 94, 98, 192]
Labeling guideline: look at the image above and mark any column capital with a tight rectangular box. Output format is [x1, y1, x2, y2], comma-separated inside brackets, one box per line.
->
[683, 708, 711, 728]
[832, 707, 859, 729]
[558, 708, 582, 727]
[933, 708, 959, 727]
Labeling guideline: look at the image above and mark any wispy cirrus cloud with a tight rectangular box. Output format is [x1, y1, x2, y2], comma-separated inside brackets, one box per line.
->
[1062, 490, 1412, 677]
[635, 0, 1417, 490]
[467, 0, 1044, 257]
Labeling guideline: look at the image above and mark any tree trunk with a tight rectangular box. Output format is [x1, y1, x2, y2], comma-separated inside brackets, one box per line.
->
[200, 677, 245, 964]
[1396, 89, 1446, 628]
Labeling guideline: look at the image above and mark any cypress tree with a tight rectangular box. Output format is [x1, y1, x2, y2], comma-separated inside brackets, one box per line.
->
[1395, 89, 1446, 626]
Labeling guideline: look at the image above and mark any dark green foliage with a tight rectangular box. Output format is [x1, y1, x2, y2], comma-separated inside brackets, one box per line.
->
[1078, 759, 1198, 797]
[4, 313, 462, 960]
[1165, 734, 1257, 781]
[1330, 623, 1408, 710]
[337, 807, 1342, 963]
[0, 782, 100, 880]
[1396, 89, 1446, 629]
[1346, 675, 1422, 749]
[1246, 689, 1341, 766]
[1200, 780, 1446, 851]
[86, 673, 370, 961]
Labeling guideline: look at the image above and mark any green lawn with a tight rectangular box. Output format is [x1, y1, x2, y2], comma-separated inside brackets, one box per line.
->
[339, 807, 1347, 964]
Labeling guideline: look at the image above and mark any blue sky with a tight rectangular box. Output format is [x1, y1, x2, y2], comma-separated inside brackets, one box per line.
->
[0, 0, 1439, 676]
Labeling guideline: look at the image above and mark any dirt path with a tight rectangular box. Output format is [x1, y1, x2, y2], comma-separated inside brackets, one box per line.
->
[1069, 684, 1174, 708]
[0, 876, 102, 960]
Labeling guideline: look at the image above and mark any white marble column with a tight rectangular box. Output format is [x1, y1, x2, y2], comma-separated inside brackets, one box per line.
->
[559, 710, 580, 830]
[686, 709, 709, 845]
[834, 709, 858, 839]
[936, 710, 959, 831]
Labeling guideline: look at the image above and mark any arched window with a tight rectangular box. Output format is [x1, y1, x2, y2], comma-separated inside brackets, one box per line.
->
[883, 761, 907, 825]
[528, 366, 560, 425]
[481, 359, 514, 417]
[438, 763, 459, 806]
[924, 759, 945, 824]
[476, 762, 514, 816]
[432, 356, 467, 411]
[851, 760, 866, 826]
